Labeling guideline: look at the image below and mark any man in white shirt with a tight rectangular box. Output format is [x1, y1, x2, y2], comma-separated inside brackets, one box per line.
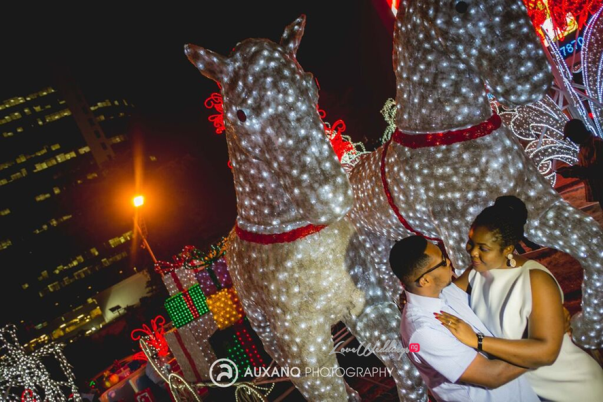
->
[390, 235, 538, 402]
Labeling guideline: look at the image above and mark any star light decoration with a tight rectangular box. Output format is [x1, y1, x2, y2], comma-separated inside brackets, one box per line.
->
[185, 15, 426, 402]
[348, 0, 603, 352]
[0, 324, 81, 402]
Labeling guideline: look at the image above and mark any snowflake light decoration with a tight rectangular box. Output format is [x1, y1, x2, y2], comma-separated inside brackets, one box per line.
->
[0, 324, 81, 402]
[490, 94, 578, 186]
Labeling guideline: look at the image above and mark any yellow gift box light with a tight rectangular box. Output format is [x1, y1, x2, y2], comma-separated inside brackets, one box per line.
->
[206, 287, 244, 330]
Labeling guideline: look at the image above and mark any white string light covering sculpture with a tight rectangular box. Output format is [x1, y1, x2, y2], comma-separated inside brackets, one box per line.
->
[185, 15, 426, 402]
[0, 324, 81, 402]
[490, 94, 578, 186]
[348, 0, 603, 349]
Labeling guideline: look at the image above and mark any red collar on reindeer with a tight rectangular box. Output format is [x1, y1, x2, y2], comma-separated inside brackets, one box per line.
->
[393, 113, 502, 148]
[235, 222, 327, 244]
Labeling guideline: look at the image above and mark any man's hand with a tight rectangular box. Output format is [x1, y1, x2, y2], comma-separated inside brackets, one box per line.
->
[435, 311, 477, 348]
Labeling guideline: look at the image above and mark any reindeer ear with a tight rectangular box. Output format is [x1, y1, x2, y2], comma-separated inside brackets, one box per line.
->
[280, 14, 306, 57]
[184, 44, 227, 83]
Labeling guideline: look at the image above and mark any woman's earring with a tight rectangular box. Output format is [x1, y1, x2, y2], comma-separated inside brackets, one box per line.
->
[507, 253, 517, 267]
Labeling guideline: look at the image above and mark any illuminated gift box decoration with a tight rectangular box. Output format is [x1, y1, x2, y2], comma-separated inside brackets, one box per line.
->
[195, 269, 219, 297]
[209, 318, 269, 376]
[232, 320, 267, 370]
[164, 319, 218, 383]
[161, 268, 198, 297]
[195, 257, 233, 296]
[210, 258, 233, 288]
[205, 287, 244, 330]
[164, 284, 210, 328]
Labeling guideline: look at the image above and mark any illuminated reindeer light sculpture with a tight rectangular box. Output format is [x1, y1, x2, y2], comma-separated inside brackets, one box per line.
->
[348, 0, 603, 349]
[185, 15, 427, 402]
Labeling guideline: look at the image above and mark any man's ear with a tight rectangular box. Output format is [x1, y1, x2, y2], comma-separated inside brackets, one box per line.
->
[416, 275, 430, 288]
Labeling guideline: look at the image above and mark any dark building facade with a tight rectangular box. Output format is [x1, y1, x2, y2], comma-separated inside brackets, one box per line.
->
[0, 83, 139, 342]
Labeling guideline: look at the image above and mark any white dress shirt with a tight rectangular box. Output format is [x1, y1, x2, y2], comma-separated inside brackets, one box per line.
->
[400, 283, 539, 402]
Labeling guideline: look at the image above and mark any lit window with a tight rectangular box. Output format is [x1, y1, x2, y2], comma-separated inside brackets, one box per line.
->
[51, 144, 60, 151]
[34, 162, 48, 172]
[74, 267, 92, 279]
[22, 283, 29, 290]
[0, 239, 12, 250]
[35, 193, 51, 202]
[53, 187, 61, 194]
[48, 282, 61, 292]
[78, 146, 90, 154]
[0, 209, 10, 216]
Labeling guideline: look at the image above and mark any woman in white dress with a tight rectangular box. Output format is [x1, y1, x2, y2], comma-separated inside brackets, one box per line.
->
[436, 196, 603, 402]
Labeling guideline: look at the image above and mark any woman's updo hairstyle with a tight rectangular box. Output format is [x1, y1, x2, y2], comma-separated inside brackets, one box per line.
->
[471, 195, 528, 249]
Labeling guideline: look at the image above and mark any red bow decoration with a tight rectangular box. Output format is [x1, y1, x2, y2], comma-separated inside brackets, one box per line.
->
[131, 315, 169, 361]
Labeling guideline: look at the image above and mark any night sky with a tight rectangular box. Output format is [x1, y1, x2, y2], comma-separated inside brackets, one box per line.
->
[1, 1, 400, 324]
[2, 1, 397, 141]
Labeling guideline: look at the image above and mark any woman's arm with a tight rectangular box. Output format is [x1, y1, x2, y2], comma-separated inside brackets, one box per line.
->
[437, 269, 565, 369]
[452, 266, 473, 292]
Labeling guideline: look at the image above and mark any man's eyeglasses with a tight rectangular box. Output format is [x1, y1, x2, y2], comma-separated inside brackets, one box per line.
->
[414, 254, 448, 283]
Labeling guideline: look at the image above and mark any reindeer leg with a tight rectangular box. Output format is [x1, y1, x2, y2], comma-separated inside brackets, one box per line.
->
[343, 302, 428, 402]
[272, 316, 360, 402]
[526, 199, 603, 348]
[239, 293, 358, 401]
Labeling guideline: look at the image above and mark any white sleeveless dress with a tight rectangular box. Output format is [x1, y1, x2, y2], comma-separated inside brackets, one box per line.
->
[468, 260, 603, 402]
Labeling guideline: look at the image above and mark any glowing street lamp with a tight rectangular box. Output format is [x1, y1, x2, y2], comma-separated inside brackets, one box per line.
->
[133, 195, 158, 267]
[133, 195, 144, 208]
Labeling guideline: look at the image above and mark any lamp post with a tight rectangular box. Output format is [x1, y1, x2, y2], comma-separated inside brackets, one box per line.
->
[133, 195, 159, 267]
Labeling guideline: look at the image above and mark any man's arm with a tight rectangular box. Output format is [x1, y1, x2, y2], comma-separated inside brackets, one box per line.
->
[459, 354, 528, 389]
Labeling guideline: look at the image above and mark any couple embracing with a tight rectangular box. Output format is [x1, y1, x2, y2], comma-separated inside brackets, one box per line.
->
[391, 196, 603, 402]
